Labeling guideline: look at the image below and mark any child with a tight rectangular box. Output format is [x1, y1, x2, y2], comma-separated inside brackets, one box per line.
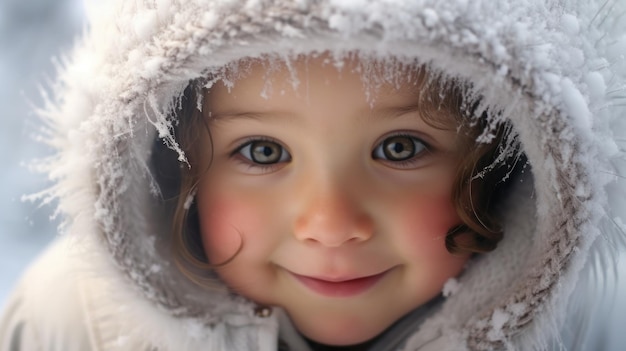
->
[1, 1, 625, 351]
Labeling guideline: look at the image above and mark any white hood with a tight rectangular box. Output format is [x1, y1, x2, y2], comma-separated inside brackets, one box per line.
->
[36, 0, 626, 350]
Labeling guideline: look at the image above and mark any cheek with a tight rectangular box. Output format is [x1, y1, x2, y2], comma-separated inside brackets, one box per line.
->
[197, 195, 263, 265]
[397, 192, 460, 256]
[396, 194, 470, 286]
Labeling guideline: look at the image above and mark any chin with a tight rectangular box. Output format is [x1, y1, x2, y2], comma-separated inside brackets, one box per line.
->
[295, 317, 387, 347]
[306, 333, 376, 348]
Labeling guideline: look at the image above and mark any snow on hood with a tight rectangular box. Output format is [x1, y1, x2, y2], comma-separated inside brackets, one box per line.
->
[34, 0, 626, 349]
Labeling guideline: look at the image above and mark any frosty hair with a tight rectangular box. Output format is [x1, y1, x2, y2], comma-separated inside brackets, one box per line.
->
[159, 57, 524, 284]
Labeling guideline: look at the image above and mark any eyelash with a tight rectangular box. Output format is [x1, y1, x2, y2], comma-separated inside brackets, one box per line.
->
[230, 133, 431, 173]
[371, 132, 431, 169]
[231, 137, 291, 173]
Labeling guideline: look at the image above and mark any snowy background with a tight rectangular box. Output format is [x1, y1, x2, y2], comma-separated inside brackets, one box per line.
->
[0, 0, 84, 304]
[0, 1, 625, 349]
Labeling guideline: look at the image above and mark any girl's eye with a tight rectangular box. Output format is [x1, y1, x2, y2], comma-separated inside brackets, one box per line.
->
[237, 140, 291, 165]
[372, 135, 428, 162]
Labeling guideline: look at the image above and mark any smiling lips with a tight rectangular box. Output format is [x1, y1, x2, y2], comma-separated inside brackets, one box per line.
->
[290, 270, 390, 298]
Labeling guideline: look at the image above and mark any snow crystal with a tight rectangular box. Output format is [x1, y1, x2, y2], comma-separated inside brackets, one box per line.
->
[575, 183, 588, 197]
[143, 57, 167, 78]
[560, 78, 592, 130]
[150, 264, 162, 274]
[487, 309, 510, 341]
[567, 48, 585, 68]
[541, 72, 562, 101]
[214, 0, 240, 9]
[328, 14, 353, 33]
[584, 72, 606, 100]
[156, 0, 172, 20]
[184, 190, 196, 210]
[492, 43, 507, 61]
[185, 319, 205, 339]
[508, 303, 527, 317]
[560, 14, 580, 35]
[294, 0, 310, 11]
[133, 10, 159, 41]
[442, 277, 461, 297]
[202, 12, 219, 28]
[280, 24, 303, 38]
[329, 0, 368, 11]
[244, 0, 265, 11]
[422, 9, 439, 28]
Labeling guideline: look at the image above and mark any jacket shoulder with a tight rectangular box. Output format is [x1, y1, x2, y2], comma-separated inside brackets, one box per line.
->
[0, 237, 93, 351]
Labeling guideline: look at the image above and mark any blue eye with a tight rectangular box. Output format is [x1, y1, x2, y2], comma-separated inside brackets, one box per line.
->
[373, 135, 427, 162]
[238, 140, 291, 164]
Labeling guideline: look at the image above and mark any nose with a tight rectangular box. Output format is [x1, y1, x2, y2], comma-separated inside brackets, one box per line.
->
[293, 181, 374, 247]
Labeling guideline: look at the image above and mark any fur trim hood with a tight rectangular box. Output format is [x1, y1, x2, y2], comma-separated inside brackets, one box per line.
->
[36, 0, 626, 350]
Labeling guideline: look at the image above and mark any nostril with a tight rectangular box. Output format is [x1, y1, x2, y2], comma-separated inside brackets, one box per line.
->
[293, 212, 374, 247]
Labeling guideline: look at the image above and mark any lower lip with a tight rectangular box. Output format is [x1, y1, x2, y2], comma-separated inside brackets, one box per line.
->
[290, 270, 389, 298]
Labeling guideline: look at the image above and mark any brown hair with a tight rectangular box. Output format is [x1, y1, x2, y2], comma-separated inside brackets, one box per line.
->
[166, 65, 523, 277]
[410, 74, 521, 254]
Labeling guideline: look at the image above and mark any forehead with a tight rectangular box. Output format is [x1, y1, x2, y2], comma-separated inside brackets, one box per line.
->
[204, 54, 426, 114]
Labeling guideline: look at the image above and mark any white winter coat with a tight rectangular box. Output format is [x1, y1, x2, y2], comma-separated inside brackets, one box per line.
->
[1, 0, 625, 350]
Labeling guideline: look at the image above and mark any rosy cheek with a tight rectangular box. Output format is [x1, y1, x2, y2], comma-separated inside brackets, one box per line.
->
[398, 195, 470, 291]
[197, 196, 261, 265]
[400, 195, 460, 256]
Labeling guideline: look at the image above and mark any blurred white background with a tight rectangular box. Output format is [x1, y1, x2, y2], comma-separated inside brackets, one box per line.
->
[0, 0, 84, 304]
[0, 2, 625, 350]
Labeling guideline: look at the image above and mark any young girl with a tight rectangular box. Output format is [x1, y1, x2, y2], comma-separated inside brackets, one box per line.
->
[1, 1, 625, 351]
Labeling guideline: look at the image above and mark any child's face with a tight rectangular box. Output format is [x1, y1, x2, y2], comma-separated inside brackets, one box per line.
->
[196, 55, 470, 346]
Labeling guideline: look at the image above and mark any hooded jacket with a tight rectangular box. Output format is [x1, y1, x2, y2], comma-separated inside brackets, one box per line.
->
[1, 0, 625, 350]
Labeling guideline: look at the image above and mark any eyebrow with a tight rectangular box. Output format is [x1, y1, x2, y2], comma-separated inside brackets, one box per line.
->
[207, 110, 299, 124]
[372, 103, 422, 119]
[207, 103, 424, 123]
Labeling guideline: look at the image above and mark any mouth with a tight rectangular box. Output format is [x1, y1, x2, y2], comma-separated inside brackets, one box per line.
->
[288, 269, 392, 298]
